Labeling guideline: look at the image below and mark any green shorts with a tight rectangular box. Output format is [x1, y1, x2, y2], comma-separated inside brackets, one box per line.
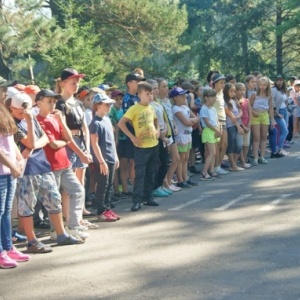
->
[202, 127, 220, 144]
[177, 142, 192, 153]
[251, 111, 270, 125]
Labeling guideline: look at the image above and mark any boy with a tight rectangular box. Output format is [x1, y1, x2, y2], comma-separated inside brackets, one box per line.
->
[36, 89, 92, 239]
[118, 82, 160, 212]
[11, 92, 83, 252]
[90, 93, 120, 221]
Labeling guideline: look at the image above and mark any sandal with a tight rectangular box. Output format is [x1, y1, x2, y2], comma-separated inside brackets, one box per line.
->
[208, 172, 221, 178]
[81, 220, 99, 229]
[200, 173, 215, 181]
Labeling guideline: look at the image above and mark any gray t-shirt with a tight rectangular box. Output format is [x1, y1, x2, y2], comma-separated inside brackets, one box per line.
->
[89, 115, 117, 164]
[200, 105, 218, 128]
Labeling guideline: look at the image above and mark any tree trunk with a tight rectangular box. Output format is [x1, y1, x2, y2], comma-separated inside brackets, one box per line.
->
[241, 30, 250, 75]
[276, 1, 283, 75]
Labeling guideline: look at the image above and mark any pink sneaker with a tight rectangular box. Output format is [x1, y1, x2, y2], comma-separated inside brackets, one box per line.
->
[0, 251, 18, 269]
[107, 210, 121, 220]
[97, 211, 117, 222]
[7, 246, 30, 262]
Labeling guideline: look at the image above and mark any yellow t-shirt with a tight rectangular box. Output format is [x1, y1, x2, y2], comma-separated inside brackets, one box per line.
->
[124, 103, 158, 148]
[213, 91, 226, 121]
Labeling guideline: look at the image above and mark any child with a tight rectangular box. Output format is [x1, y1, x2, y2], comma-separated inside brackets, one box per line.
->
[212, 74, 230, 175]
[0, 104, 30, 268]
[224, 83, 244, 171]
[11, 92, 83, 253]
[36, 89, 95, 238]
[235, 83, 252, 168]
[118, 82, 160, 212]
[245, 75, 256, 100]
[200, 88, 221, 180]
[90, 93, 120, 221]
[170, 87, 199, 188]
[250, 77, 275, 165]
[109, 90, 125, 198]
[156, 78, 181, 192]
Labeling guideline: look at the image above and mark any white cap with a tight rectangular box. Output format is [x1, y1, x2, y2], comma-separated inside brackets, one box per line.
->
[294, 80, 300, 86]
[7, 87, 20, 99]
[11, 92, 32, 109]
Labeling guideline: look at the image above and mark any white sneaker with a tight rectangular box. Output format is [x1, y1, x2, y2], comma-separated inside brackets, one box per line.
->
[168, 184, 182, 192]
[65, 226, 90, 240]
[215, 167, 230, 175]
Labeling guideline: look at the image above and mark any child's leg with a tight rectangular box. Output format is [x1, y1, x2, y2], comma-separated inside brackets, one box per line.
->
[104, 163, 116, 208]
[156, 140, 170, 188]
[176, 153, 184, 183]
[113, 168, 120, 195]
[120, 158, 129, 193]
[260, 124, 269, 158]
[165, 143, 180, 187]
[218, 128, 228, 166]
[94, 165, 110, 215]
[251, 124, 261, 159]
[202, 143, 214, 175]
[182, 151, 190, 182]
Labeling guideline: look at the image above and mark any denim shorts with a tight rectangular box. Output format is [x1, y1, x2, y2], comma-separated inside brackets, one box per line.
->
[66, 136, 88, 169]
[16, 172, 62, 217]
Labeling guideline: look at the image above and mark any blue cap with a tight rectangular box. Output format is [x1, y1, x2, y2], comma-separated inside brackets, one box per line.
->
[168, 87, 189, 98]
[92, 93, 115, 104]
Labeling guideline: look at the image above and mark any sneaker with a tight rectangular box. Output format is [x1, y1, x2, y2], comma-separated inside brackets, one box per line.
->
[189, 166, 201, 174]
[27, 241, 52, 253]
[106, 209, 121, 220]
[177, 182, 191, 188]
[161, 187, 173, 195]
[97, 211, 117, 222]
[81, 219, 99, 229]
[186, 179, 198, 186]
[7, 246, 30, 262]
[65, 226, 90, 239]
[251, 159, 258, 166]
[0, 251, 18, 269]
[168, 184, 181, 192]
[152, 187, 169, 198]
[258, 157, 268, 164]
[270, 151, 284, 158]
[215, 167, 230, 175]
[57, 235, 84, 246]
[200, 173, 215, 181]
[12, 230, 27, 243]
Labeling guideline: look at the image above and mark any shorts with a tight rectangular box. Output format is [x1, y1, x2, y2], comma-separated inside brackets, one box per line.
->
[16, 172, 62, 217]
[251, 111, 270, 125]
[191, 128, 200, 149]
[243, 129, 251, 147]
[66, 136, 88, 169]
[118, 139, 134, 159]
[202, 127, 220, 144]
[177, 142, 192, 153]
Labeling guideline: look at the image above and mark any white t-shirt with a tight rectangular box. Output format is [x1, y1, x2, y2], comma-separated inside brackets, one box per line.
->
[172, 105, 192, 146]
[200, 105, 218, 128]
[150, 101, 164, 130]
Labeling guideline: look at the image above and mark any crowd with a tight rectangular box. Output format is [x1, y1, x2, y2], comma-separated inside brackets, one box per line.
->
[0, 67, 299, 269]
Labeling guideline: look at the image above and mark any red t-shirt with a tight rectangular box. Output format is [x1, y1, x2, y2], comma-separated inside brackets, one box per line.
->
[36, 114, 71, 171]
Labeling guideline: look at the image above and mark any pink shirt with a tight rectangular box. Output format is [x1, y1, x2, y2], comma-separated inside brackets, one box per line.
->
[0, 134, 16, 175]
[240, 98, 250, 126]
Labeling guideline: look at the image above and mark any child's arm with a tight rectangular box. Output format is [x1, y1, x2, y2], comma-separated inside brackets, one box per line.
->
[154, 118, 160, 139]
[90, 133, 108, 175]
[189, 93, 196, 110]
[249, 94, 258, 117]
[189, 109, 200, 125]
[269, 96, 276, 127]
[118, 117, 142, 147]
[175, 111, 198, 126]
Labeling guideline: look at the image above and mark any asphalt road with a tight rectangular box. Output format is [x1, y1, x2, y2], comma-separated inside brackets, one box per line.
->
[1, 142, 300, 300]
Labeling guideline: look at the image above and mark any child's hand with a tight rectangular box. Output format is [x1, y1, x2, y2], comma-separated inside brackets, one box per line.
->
[252, 111, 258, 118]
[173, 127, 178, 136]
[131, 136, 142, 147]
[24, 108, 33, 121]
[243, 126, 249, 133]
[22, 148, 33, 159]
[215, 130, 222, 138]
[10, 165, 21, 178]
[80, 152, 93, 164]
[238, 127, 244, 135]
[270, 118, 276, 128]
[53, 109, 64, 122]
[100, 162, 108, 175]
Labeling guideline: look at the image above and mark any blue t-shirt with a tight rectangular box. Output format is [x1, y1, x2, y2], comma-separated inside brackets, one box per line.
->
[14, 118, 51, 176]
[122, 92, 139, 138]
[200, 105, 218, 128]
[89, 115, 117, 164]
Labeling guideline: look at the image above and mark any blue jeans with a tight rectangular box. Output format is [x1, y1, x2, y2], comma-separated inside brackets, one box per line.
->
[0, 175, 16, 253]
[269, 126, 278, 153]
[227, 126, 243, 154]
[275, 108, 289, 150]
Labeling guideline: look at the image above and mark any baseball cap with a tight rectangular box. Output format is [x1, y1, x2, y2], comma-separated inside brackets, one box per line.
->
[0, 76, 17, 87]
[7, 87, 20, 99]
[290, 76, 297, 81]
[11, 92, 32, 109]
[168, 87, 189, 98]
[60, 68, 85, 81]
[14, 84, 26, 91]
[294, 80, 300, 86]
[275, 74, 284, 80]
[211, 74, 226, 84]
[92, 93, 115, 104]
[111, 90, 124, 99]
[24, 85, 40, 95]
[125, 73, 146, 84]
[35, 89, 62, 102]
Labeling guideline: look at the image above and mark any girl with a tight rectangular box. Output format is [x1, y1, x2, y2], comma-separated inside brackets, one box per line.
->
[250, 77, 275, 165]
[55, 68, 93, 223]
[272, 75, 289, 156]
[235, 83, 252, 168]
[224, 83, 244, 171]
[170, 87, 199, 188]
[0, 105, 30, 268]
[200, 88, 221, 180]
[157, 78, 181, 192]
[245, 75, 256, 100]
